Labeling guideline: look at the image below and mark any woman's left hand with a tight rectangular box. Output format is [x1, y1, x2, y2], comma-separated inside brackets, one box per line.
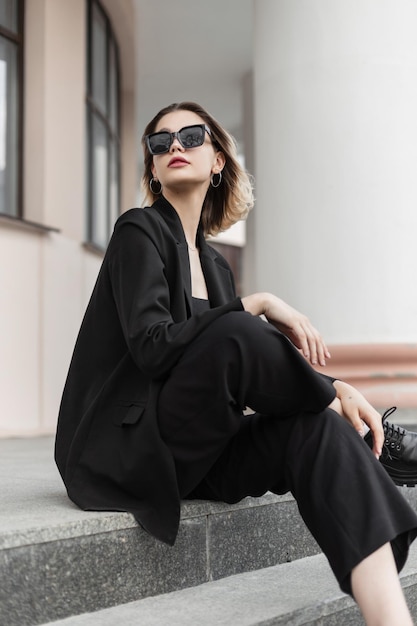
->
[332, 380, 384, 458]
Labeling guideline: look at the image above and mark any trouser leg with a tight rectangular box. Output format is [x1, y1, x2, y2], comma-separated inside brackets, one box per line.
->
[188, 408, 417, 594]
[158, 311, 335, 495]
[157, 311, 417, 593]
[283, 408, 417, 593]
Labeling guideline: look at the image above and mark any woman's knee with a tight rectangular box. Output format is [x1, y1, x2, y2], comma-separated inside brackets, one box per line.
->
[196, 311, 287, 360]
[207, 311, 266, 340]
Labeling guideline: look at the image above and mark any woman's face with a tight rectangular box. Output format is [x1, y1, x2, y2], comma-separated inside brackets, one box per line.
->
[150, 110, 225, 193]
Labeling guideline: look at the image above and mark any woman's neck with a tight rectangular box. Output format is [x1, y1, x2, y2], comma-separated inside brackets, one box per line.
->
[163, 187, 206, 247]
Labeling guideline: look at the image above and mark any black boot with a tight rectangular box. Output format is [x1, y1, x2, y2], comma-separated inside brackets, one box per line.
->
[365, 407, 417, 487]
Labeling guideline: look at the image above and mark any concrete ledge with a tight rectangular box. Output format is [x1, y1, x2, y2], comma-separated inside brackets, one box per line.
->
[0, 437, 320, 625]
[1, 494, 323, 625]
[3, 437, 417, 625]
[0, 485, 295, 551]
[40, 545, 417, 626]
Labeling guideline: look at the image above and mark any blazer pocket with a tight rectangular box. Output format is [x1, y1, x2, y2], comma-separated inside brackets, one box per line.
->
[113, 402, 145, 427]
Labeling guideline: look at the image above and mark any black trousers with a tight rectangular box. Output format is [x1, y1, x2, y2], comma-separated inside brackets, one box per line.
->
[158, 312, 417, 594]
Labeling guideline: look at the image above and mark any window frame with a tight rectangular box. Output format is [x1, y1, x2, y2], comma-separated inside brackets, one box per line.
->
[0, 0, 24, 218]
[86, 0, 121, 251]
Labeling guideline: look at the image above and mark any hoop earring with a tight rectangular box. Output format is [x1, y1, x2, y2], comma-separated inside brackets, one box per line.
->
[149, 177, 162, 194]
[210, 171, 222, 188]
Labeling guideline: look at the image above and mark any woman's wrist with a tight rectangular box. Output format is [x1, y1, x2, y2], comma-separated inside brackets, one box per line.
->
[333, 379, 353, 399]
[241, 292, 270, 317]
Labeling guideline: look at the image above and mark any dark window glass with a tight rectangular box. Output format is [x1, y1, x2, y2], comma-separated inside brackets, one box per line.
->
[108, 38, 118, 130]
[0, 0, 18, 33]
[86, 0, 120, 248]
[109, 138, 119, 229]
[91, 2, 106, 115]
[91, 113, 109, 248]
[0, 0, 22, 217]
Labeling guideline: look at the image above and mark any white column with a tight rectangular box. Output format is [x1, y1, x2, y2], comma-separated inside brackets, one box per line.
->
[253, 0, 417, 346]
[251, 0, 417, 408]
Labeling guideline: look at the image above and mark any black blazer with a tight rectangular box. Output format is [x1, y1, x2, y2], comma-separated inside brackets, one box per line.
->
[55, 197, 243, 545]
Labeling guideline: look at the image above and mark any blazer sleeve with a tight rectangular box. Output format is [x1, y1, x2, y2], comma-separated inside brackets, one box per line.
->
[107, 221, 243, 379]
[320, 374, 337, 384]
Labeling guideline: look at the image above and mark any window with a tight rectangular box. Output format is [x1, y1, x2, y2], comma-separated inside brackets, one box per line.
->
[0, 0, 23, 217]
[86, 0, 120, 249]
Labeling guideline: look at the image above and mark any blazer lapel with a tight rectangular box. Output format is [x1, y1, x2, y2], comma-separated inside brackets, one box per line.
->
[199, 236, 236, 307]
[152, 197, 192, 312]
[178, 241, 192, 313]
[152, 197, 235, 310]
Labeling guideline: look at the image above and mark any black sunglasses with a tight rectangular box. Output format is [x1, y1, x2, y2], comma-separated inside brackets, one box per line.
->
[145, 124, 212, 155]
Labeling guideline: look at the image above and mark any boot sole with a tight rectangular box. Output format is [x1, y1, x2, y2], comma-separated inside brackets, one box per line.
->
[380, 461, 417, 487]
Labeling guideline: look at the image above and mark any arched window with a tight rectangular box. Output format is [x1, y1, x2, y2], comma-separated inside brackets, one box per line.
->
[0, 0, 23, 217]
[86, 0, 120, 249]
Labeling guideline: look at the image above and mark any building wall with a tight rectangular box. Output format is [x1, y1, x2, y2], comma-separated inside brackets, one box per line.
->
[252, 0, 417, 407]
[0, 0, 137, 436]
[3, 0, 416, 438]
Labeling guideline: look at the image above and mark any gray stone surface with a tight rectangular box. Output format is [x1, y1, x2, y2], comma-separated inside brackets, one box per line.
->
[40, 545, 417, 626]
[0, 437, 294, 549]
[208, 499, 320, 580]
[3, 435, 417, 625]
[1, 517, 207, 625]
[0, 437, 316, 625]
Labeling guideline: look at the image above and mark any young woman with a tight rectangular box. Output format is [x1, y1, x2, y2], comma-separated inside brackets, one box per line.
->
[56, 102, 417, 625]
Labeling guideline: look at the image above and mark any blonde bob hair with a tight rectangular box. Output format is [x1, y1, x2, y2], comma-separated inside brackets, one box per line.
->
[141, 102, 254, 237]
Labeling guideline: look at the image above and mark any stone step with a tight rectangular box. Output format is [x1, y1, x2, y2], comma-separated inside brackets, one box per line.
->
[39, 544, 417, 626]
[0, 437, 320, 626]
[2, 436, 417, 625]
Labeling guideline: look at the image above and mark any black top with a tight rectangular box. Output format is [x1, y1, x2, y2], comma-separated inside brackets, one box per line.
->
[191, 297, 211, 314]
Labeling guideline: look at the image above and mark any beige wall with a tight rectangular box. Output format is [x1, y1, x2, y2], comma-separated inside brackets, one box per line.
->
[0, 0, 137, 437]
[24, 0, 86, 238]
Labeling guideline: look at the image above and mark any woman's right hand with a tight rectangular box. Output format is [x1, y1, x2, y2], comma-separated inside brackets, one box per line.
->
[241, 292, 331, 367]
